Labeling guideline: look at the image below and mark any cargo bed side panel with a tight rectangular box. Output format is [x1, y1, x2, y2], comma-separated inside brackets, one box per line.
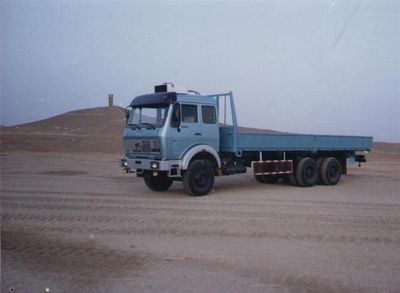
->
[220, 128, 372, 152]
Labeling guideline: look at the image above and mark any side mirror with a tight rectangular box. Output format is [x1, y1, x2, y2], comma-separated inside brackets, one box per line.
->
[125, 107, 132, 126]
[171, 103, 181, 129]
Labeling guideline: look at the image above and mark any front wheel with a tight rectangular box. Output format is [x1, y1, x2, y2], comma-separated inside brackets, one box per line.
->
[183, 159, 215, 196]
[144, 172, 173, 191]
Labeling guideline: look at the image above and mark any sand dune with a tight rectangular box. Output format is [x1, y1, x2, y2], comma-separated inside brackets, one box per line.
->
[1, 107, 125, 153]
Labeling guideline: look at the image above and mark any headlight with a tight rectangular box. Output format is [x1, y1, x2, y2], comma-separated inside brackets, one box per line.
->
[151, 162, 159, 169]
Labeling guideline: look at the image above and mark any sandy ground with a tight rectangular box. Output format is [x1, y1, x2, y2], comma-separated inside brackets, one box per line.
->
[1, 150, 400, 293]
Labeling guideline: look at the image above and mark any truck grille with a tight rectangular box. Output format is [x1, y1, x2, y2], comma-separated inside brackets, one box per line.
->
[124, 138, 160, 154]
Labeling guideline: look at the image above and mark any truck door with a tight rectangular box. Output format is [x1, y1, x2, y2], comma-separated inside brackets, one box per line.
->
[168, 103, 202, 159]
[201, 105, 219, 152]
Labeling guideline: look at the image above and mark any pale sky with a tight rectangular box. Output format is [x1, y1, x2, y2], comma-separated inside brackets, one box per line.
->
[1, 0, 399, 142]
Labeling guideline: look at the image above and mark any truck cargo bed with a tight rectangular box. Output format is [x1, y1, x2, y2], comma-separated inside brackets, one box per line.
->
[220, 127, 372, 153]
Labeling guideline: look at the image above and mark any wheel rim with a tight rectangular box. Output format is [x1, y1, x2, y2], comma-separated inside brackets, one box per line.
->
[305, 166, 315, 181]
[299, 158, 317, 186]
[194, 171, 209, 189]
[328, 164, 339, 181]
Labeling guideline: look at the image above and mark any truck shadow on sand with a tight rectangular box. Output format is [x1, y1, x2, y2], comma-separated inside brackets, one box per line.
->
[40, 170, 88, 176]
[1, 229, 152, 292]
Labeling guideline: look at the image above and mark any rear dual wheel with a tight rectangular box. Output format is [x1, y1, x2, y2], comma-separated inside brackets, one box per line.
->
[296, 157, 318, 187]
[320, 157, 342, 185]
[295, 157, 341, 187]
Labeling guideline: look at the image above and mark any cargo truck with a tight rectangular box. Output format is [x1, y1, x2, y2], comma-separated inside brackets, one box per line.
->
[121, 84, 372, 196]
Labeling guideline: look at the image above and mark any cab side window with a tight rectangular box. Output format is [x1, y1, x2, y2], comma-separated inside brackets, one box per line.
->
[202, 105, 216, 124]
[171, 103, 181, 127]
[182, 105, 198, 123]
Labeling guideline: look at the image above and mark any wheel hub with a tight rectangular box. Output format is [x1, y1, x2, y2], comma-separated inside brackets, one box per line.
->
[194, 172, 208, 187]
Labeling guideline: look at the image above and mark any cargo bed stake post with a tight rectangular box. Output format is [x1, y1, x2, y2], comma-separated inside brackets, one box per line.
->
[229, 92, 239, 156]
[224, 95, 227, 125]
[283, 151, 286, 160]
[259, 151, 263, 162]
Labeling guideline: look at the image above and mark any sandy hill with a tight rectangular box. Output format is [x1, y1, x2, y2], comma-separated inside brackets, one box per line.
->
[1, 106, 399, 159]
[1, 107, 126, 154]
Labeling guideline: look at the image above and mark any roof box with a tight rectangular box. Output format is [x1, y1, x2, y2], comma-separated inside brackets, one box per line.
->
[154, 83, 187, 94]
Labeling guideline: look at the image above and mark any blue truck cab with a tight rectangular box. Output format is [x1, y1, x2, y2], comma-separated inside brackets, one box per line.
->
[121, 84, 372, 196]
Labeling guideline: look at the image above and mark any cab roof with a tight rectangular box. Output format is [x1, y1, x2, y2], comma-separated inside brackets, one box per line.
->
[129, 92, 177, 107]
[129, 92, 216, 107]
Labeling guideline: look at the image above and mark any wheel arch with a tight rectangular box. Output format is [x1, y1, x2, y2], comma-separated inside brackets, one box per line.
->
[181, 145, 221, 175]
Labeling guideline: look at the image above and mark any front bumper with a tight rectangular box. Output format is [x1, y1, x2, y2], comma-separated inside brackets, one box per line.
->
[120, 156, 182, 177]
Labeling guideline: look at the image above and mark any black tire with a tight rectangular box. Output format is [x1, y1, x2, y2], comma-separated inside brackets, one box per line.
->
[296, 157, 317, 187]
[320, 157, 342, 185]
[143, 172, 173, 191]
[255, 175, 280, 184]
[183, 159, 214, 196]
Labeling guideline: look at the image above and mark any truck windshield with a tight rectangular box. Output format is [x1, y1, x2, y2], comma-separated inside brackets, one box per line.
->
[128, 105, 169, 128]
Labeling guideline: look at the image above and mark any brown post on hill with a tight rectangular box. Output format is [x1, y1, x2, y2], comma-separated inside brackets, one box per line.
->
[108, 94, 113, 107]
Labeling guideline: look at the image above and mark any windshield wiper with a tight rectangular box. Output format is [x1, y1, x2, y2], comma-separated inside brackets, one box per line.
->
[128, 123, 140, 129]
[140, 123, 156, 129]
